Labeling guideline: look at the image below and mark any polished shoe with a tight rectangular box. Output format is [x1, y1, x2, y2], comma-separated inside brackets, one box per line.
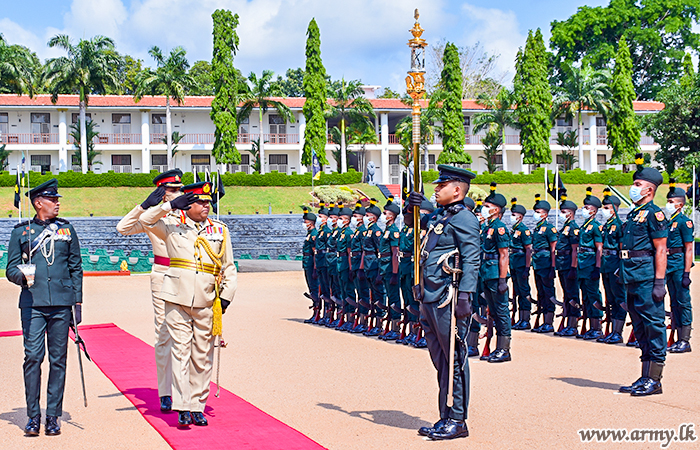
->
[351, 323, 367, 334]
[488, 348, 511, 363]
[626, 339, 638, 347]
[596, 333, 611, 343]
[427, 418, 469, 440]
[534, 324, 554, 333]
[418, 418, 448, 436]
[383, 330, 400, 341]
[160, 395, 173, 412]
[630, 378, 662, 396]
[584, 330, 604, 341]
[364, 326, 381, 337]
[328, 318, 340, 328]
[413, 337, 427, 348]
[177, 411, 193, 427]
[576, 330, 591, 339]
[555, 326, 576, 337]
[605, 332, 623, 344]
[619, 377, 646, 393]
[190, 412, 208, 426]
[45, 416, 61, 436]
[24, 415, 40, 436]
[467, 346, 479, 357]
[403, 332, 417, 346]
[670, 340, 692, 353]
[479, 353, 490, 361]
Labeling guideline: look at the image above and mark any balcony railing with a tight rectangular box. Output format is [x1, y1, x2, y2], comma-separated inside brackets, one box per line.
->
[1, 133, 59, 144]
[68, 134, 143, 145]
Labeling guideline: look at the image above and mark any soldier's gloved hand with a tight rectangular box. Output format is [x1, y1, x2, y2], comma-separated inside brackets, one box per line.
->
[407, 191, 423, 209]
[591, 266, 600, 280]
[548, 266, 556, 280]
[348, 270, 355, 282]
[497, 278, 508, 294]
[652, 278, 666, 303]
[141, 186, 165, 209]
[374, 274, 383, 286]
[390, 273, 398, 285]
[221, 299, 231, 314]
[682, 272, 692, 289]
[72, 304, 82, 326]
[455, 293, 473, 319]
[567, 268, 578, 280]
[312, 268, 318, 279]
[170, 192, 197, 210]
[357, 269, 366, 281]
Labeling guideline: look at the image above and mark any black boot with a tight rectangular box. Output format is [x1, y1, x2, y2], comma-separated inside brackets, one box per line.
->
[427, 418, 469, 440]
[45, 416, 61, 436]
[466, 330, 479, 357]
[584, 318, 604, 340]
[669, 326, 692, 353]
[24, 415, 40, 436]
[178, 411, 193, 427]
[418, 418, 448, 436]
[631, 361, 663, 396]
[604, 319, 625, 344]
[488, 336, 512, 363]
[191, 411, 208, 426]
[536, 312, 554, 333]
[160, 395, 172, 412]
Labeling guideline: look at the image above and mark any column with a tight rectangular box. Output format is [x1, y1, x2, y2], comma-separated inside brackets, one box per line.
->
[141, 110, 150, 173]
[501, 130, 508, 172]
[381, 113, 389, 185]
[588, 113, 597, 173]
[298, 112, 307, 174]
[57, 109, 67, 172]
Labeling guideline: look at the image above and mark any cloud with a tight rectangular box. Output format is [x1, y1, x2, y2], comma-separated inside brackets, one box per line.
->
[0, 18, 63, 59]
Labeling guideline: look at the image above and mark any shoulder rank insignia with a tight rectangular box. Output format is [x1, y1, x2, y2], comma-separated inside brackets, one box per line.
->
[394, 231, 400, 239]
[551, 227, 557, 233]
[611, 225, 616, 232]
[434, 223, 444, 235]
[655, 211, 664, 222]
[376, 231, 381, 237]
[525, 230, 530, 236]
[498, 227, 505, 235]
[574, 229, 579, 235]
[514, 230, 521, 238]
[384, 231, 390, 238]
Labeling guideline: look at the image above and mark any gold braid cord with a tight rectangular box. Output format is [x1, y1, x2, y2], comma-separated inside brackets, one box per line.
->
[194, 227, 228, 336]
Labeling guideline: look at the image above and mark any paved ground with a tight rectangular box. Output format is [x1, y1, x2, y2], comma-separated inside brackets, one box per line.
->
[1, 270, 699, 450]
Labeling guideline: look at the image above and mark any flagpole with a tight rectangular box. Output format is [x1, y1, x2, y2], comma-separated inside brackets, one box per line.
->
[693, 166, 696, 236]
[555, 165, 559, 229]
[17, 163, 22, 223]
[217, 171, 220, 221]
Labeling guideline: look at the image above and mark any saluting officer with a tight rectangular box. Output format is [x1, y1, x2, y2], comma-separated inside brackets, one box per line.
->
[315, 203, 331, 325]
[664, 179, 693, 353]
[618, 154, 668, 397]
[531, 195, 558, 333]
[577, 188, 604, 340]
[479, 183, 512, 362]
[116, 168, 184, 412]
[335, 203, 355, 330]
[141, 181, 237, 426]
[378, 197, 402, 341]
[509, 198, 534, 330]
[407, 165, 480, 441]
[6, 179, 83, 436]
[361, 199, 387, 337]
[301, 207, 320, 323]
[553, 191, 581, 337]
[349, 202, 369, 333]
[598, 189, 627, 344]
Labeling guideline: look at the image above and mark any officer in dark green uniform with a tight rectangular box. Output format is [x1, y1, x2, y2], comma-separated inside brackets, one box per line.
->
[553, 190, 581, 337]
[361, 199, 387, 336]
[302, 207, 320, 323]
[349, 202, 369, 333]
[664, 179, 693, 353]
[531, 194, 558, 333]
[577, 188, 604, 340]
[509, 198, 533, 330]
[618, 154, 668, 397]
[480, 183, 512, 362]
[314, 203, 331, 325]
[598, 189, 627, 344]
[466, 200, 487, 356]
[407, 165, 480, 441]
[336, 203, 355, 330]
[378, 197, 401, 340]
[6, 179, 83, 436]
[326, 203, 341, 327]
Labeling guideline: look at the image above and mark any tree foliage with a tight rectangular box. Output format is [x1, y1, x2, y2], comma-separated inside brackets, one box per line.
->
[275, 68, 306, 97]
[550, 0, 700, 100]
[211, 9, 242, 165]
[514, 29, 553, 165]
[0, 34, 38, 96]
[69, 121, 101, 169]
[302, 19, 328, 166]
[434, 42, 470, 164]
[607, 36, 640, 164]
[480, 129, 503, 173]
[555, 129, 578, 171]
[189, 60, 214, 95]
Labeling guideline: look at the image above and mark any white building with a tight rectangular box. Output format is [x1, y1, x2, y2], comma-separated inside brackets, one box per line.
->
[0, 94, 663, 185]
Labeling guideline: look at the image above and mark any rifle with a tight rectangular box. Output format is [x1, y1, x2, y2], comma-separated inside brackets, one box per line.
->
[70, 306, 91, 408]
[510, 294, 517, 326]
[579, 309, 589, 336]
[480, 311, 493, 359]
[604, 300, 612, 336]
[626, 325, 636, 345]
[557, 313, 566, 333]
[437, 248, 462, 408]
[667, 312, 676, 348]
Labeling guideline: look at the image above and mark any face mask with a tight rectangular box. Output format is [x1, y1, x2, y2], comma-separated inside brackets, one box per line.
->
[532, 212, 543, 222]
[665, 203, 679, 216]
[315, 216, 323, 227]
[395, 214, 404, 230]
[629, 186, 644, 203]
[363, 216, 372, 227]
[559, 212, 570, 222]
[376, 214, 387, 231]
[580, 208, 592, 219]
[350, 217, 359, 229]
[509, 214, 519, 225]
[481, 206, 491, 220]
[600, 209, 613, 221]
[327, 218, 336, 227]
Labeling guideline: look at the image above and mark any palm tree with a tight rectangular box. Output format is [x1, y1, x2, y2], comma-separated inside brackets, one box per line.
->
[161, 131, 186, 156]
[473, 88, 519, 170]
[0, 33, 36, 96]
[326, 79, 375, 173]
[69, 121, 101, 170]
[555, 129, 578, 171]
[395, 109, 443, 170]
[44, 34, 121, 173]
[552, 63, 612, 170]
[347, 121, 378, 180]
[134, 46, 196, 170]
[0, 144, 10, 170]
[238, 70, 295, 174]
[480, 129, 503, 173]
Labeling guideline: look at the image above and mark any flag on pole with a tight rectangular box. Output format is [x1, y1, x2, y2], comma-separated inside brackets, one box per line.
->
[544, 169, 564, 200]
[14, 167, 21, 209]
[312, 151, 321, 181]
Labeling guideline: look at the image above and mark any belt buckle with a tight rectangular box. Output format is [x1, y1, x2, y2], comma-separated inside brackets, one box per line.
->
[620, 250, 629, 260]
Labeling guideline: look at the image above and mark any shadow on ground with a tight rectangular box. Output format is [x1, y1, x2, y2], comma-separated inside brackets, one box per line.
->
[551, 377, 621, 391]
[317, 402, 430, 430]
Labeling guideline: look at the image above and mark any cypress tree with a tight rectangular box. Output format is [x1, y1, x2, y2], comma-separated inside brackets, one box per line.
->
[302, 19, 329, 166]
[608, 35, 640, 164]
[210, 9, 241, 164]
[515, 29, 553, 165]
[436, 42, 469, 164]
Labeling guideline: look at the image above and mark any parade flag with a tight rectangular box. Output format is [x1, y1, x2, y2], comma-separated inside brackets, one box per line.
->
[312, 151, 321, 181]
[14, 169, 21, 208]
[544, 169, 564, 200]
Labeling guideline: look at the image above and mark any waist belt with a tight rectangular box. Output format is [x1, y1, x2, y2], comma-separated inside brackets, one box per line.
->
[336, 252, 345, 258]
[510, 249, 524, 254]
[316, 250, 327, 254]
[482, 253, 500, 261]
[303, 252, 313, 256]
[668, 247, 685, 255]
[379, 252, 392, 258]
[603, 249, 618, 257]
[399, 251, 413, 258]
[153, 255, 170, 266]
[557, 249, 571, 256]
[170, 258, 221, 276]
[619, 250, 654, 260]
[351, 251, 363, 257]
[535, 249, 550, 254]
[578, 246, 596, 253]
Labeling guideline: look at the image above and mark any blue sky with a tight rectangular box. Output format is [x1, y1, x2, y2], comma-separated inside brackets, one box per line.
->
[1, 0, 609, 92]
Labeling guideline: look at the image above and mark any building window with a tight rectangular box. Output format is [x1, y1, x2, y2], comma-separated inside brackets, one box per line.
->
[31, 154, 51, 173]
[152, 114, 166, 135]
[269, 114, 286, 134]
[112, 154, 132, 166]
[556, 115, 572, 127]
[71, 113, 92, 123]
[152, 154, 167, 167]
[598, 155, 607, 164]
[389, 155, 400, 165]
[269, 154, 287, 165]
[112, 114, 131, 135]
[191, 154, 210, 165]
[31, 113, 51, 134]
[71, 154, 80, 166]
[240, 154, 250, 165]
[0, 112, 7, 137]
[596, 117, 606, 128]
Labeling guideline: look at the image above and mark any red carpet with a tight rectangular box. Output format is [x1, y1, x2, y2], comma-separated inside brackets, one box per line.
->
[73, 323, 326, 450]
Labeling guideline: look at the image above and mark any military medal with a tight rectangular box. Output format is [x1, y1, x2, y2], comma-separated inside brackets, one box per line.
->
[434, 223, 444, 235]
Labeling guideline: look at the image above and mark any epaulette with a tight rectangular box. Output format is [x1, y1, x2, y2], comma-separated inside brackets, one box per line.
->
[56, 217, 70, 224]
[14, 220, 31, 229]
[446, 203, 466, 215]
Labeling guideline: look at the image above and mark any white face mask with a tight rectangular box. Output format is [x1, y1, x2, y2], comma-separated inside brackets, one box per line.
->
[315, 216, 323, 227]
[350, 217, 359, 229]
[376, 214, 387, 230]
[363, 216, 373, 227]
[532, 212, 543, 222]
[629, 185, 644, 203]
[509, 214, 519, 225]
[559, 211, 570, 222]
[327, 218, 336, 227]
[600, 209, 613, 221]
[481, 206, 492, 220]
[580, 208, 592, 219]
[665, 203, 679, 217]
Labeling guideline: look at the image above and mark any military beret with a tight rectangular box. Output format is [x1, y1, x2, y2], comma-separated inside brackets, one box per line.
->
[352, 201, 366, 215]
[317, 202, 329, 216]
[338, 202, 353, 216]
[182, 181, 212, 201]
[510, 197, 526, 216]
[484, 182, 507, 208]
[153, 169, 184, 187]
[327, 202, 339, 216]
[384, 196, 400, 215]
[463, 196, 475, 210]
[533, 193, 550, 212]
[559, 189, 577, 211]
[366, 198, 382, 217]
[583, 187, 602, 208]
[667, 178, 687, 199]
[632, 153, 663, 187]
[420, 199, 435, 213]
[302, 207, 317, 222]
[27, 178, 62, 200]
[432, 164, 476, 184]
[601, 188, 621, 207]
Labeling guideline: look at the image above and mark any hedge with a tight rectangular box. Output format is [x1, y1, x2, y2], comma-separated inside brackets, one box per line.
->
[421, 167, 671, 185]
[0, 169, 363, 188]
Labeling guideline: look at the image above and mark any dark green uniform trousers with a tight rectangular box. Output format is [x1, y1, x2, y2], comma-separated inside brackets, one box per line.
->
[482, 279, 511, 337]
[558, 268, 581, 317]
[602, 272, 627, 321]
[626, 280, 666, 363]
[534, 269, 556, 314]
[510, 264, 531, 312]
[353, 270, 370, 315]
[338, 268, 355, 313]
[667, 269, 693, 326]
[304, 266, 319, 300]
[578, 266, 603, 319]
[420, 301, 470, 421]
[400, 269, 417, 322]
[21, 306, 72, 418]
